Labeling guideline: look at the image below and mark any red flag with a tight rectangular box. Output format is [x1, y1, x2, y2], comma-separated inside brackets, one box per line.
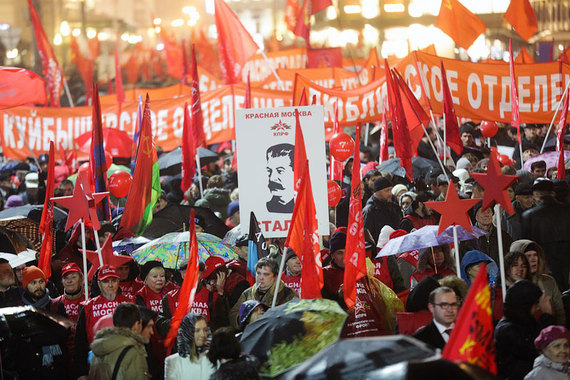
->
[329, 101, 343, 181]
[514, 47, 535, 64]
[244, 71, 251, 108]
[285, 0, 300, 32]
[70, 37, 94, 104]
[384, 60, 413, 181]
[297, 88, 308, 106]
[27, 0, 63, 107]
[214, 0, 259, 84]
[38, 141, 55, 279]
[343, 124, 366, 309]
[89, 85, 111, 221]
[307, 47, 342, 68]
[434, 0, 486, 50]
[440, 62, 463, 155]
[191, 45, 206, 148]
[311, 0, 332, 14]
[160, 29, 183, 79]
[443, 263, 497, 374]
[181, 102, 197, 193]
[181, 41, 191, 86]
[293, 0, 311, 43]
[380, 98, 389, 163]
[115, 43, 125, 103]
[285, 160, 323, 299]
[393, 69, 430, 155]
[504, 0, 538, 42]
[0, 66, 46, 108]
[164, 209, 200, 349]
[509, 40, 522, 144]
[557, 89, 569, 180]
[293, 109, 308, 194]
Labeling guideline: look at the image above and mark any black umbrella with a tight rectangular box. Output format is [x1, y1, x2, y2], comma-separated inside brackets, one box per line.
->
[0, 226, 34, 253]
[158, 146, 219, 176]
[283, 335, 437, 380]
[0, 204, 68, 231]
[378, 157, 439, 181]
[0, 306, 72, 342]
[141, 205, 229, 239]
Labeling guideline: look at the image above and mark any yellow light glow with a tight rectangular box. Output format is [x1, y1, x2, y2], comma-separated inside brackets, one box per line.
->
[154, 26, 161, 34]
[98, 31, 109, 41]
[156, 43, 164, 51]
[341, 29, 358, 46]
[408, 2, 422, 17]
[6, 48, 18, 59]
[72, 28, 81, 37]
[171, 19, 184, 27]
[363, 24, 379, 45]
[559, 44, 564, 51]
[361, 0, 379, 19]
[60, 21, 70, 36]
[53, 33, 63, 46]
[326, 7, 337, 20]
[86, 28, 97, 39]
[344, 5, 361, 14]
[153, 18, 162, 25]
[384, 3, 404, 12]
[121, 33, 129, 41]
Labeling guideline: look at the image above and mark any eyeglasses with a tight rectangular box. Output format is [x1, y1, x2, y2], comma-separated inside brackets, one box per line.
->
[432, 302, 459, 310]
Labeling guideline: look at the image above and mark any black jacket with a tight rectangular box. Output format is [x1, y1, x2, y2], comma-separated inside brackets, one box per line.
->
[363, 196, 401, 244]
[412, 320, 446, 350]
[459, 225, 513, 266]
[501, 200, 527, 241]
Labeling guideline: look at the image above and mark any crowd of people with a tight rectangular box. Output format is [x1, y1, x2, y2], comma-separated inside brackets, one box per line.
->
[1, 120, 570, 379]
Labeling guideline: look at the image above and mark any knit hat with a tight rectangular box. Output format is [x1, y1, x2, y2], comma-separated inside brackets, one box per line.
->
[22, 265, 46, 289]
[140, 261, 164, 281]
[504, 279, 542, 307]
[514, 183, 532, 196]
[373, 177, 392, 192]
[377, 225, 396, 248]
[329, 229, 347, 254]
[285, 249, 297, 263]
[227, 201, 239, 218]
[203, 256, 226, 279]
[391, 184, 407, 197]
[535, 325, 570, 351]
[61, 262, 82, 277]
[532, 178, 554, 192]
[4, 195, 24, 208]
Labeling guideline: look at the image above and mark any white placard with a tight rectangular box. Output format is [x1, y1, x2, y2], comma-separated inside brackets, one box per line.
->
[236, 105, 328, 238]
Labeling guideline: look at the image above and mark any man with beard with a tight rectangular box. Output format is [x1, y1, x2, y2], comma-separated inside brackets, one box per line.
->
[265, 144, 295, 213]
[363, 177, 401, 244]
[19, 265, 51, 309]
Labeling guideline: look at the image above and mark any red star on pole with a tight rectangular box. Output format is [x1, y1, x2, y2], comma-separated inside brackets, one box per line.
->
[52, 171, 107, 231]
[425, 180, 481, 235]
[85, 235, 133, 281]
[471, 154, 518, 215]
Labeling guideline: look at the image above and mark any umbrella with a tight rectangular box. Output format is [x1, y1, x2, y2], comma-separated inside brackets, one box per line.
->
[0, 204, 68, 232]
[222, 224, 241, 246]
[240, 298, 347, 377]
[75, 128, 133, 158]
[283, 335, 437, 380]
[376, 225, 489, 258]
[0, 226, 34, 253]
[157, 146, 219, 176]
[377, 157, 439, 180]
[0, 306, 73, 342]
[0, 216, 43, 251]
[0, 249, 36, 268]
[132, 232, 239, 269]
[112, 236, 150, 254]
[523, 150, 570, 171]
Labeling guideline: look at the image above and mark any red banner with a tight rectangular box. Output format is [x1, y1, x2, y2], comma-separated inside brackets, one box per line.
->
[0, 67, 47, 108]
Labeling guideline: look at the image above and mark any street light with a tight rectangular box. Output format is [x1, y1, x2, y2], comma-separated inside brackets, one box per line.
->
[60, 21, 70, 36]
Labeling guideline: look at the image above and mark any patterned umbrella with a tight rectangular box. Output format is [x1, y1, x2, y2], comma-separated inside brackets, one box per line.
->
[0, 217, 42, 251]
[112, 236, 150, 254]
[376, 225, 489, 258]
[132, 232, 239, 269]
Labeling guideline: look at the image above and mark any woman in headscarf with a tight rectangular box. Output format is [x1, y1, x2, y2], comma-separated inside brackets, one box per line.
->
[164, 313, 215, 380]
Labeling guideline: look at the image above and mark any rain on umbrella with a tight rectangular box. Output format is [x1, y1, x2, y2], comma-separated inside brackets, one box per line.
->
[132, 232, 239, 269]
[240, 299, 348, 377]
[376, 224, 488, 258]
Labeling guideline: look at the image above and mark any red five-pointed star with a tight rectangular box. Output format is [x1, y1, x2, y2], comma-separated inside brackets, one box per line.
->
[85, 235, 133, 281]
[471, 154, 518, 215]
[425, 180, 481, 235]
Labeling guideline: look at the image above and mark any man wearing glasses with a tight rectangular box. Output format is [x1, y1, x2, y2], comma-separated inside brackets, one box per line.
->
[412, 286, 459, 350]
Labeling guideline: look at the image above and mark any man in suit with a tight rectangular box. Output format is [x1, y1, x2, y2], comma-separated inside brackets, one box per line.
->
[412, 286, 459, 350]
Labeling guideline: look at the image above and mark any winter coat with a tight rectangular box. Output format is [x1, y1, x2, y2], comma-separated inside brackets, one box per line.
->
[399, 209, 437, 233]
[459, 250, 499, 286]
[194, 188, 231, 220]
[164, 353, 215, 380]
[510, 239, 566, 326]
[502, 200, 527, 241]
[362, 195, 401, 244]
[459, 225, 513, 269]
[524, 354, 570, 380]
[88, 327, 150, 380]
[228, 280, 298, 329]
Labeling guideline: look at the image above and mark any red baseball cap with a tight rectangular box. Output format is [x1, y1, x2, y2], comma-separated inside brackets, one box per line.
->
[98, 265, 120, 280]
[203, 256, 226, 279]
[61, 263, 82, 277]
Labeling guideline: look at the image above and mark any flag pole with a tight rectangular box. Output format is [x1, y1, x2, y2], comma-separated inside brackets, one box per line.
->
[195, 153, 204, 198]
[80, 219, 89, 300]
[62, 75, 75, 107]
[495, 204, 506, 302]
[443, 113, 447, 167]
[540, 80, 570, 153]
[258, 49, 285, 91]
[272, 246, 288, 308]
[420, 123, 449, 182]
[452, 225, 460, 275]
[92, 228, 104, 268]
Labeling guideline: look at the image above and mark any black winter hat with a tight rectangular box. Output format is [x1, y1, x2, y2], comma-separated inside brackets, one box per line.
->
[505, 280, 542, 307]
[373, 177, 392, 192]
[140, 260, 164, 281]
[285, 249, 297, 263]
[329, 229, 347, 254]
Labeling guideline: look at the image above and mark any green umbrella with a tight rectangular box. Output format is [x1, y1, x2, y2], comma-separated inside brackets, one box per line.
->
[132, 232, 239, 269]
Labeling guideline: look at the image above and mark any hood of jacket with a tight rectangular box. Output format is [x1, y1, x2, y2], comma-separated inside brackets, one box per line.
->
[460, 250, 498, 286]
[203, 188, 231, 207]
[90, 327, 146, 357]
[532, 353, 569, 374]
[510, 239, 547, 276]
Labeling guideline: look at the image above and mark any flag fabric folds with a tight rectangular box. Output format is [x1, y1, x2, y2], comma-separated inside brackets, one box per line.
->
[115, 43, 125, 103]
[380, 99, 389, 163]
[38, 141, 55, 279]
[164, 209, 200, 349]
[440, 62, 464, 156]
[443, 263, 497, 374]
[214, 0, 259, 84]
[293, 0, 311, 43]
[509, 40, 522, 144]
[293, 109, 308, 194]
[285, 0, 300, 32]
[285, 160, 323, 299]
[90, 85, 111, 222]
[329, 101, 343, 182]
[181, 102, 196, 194]
[434, 0, 487, 50]
[119, 95, 161, 235]
[343, 124, 367, 308]
[504, 0, 538, 42]
[0, 66, 47, 108]
[247, 212, 269, 282]
[27, 0, 64, 106]
[191, 45, 206, 148]
[557, 89, 569, 180]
